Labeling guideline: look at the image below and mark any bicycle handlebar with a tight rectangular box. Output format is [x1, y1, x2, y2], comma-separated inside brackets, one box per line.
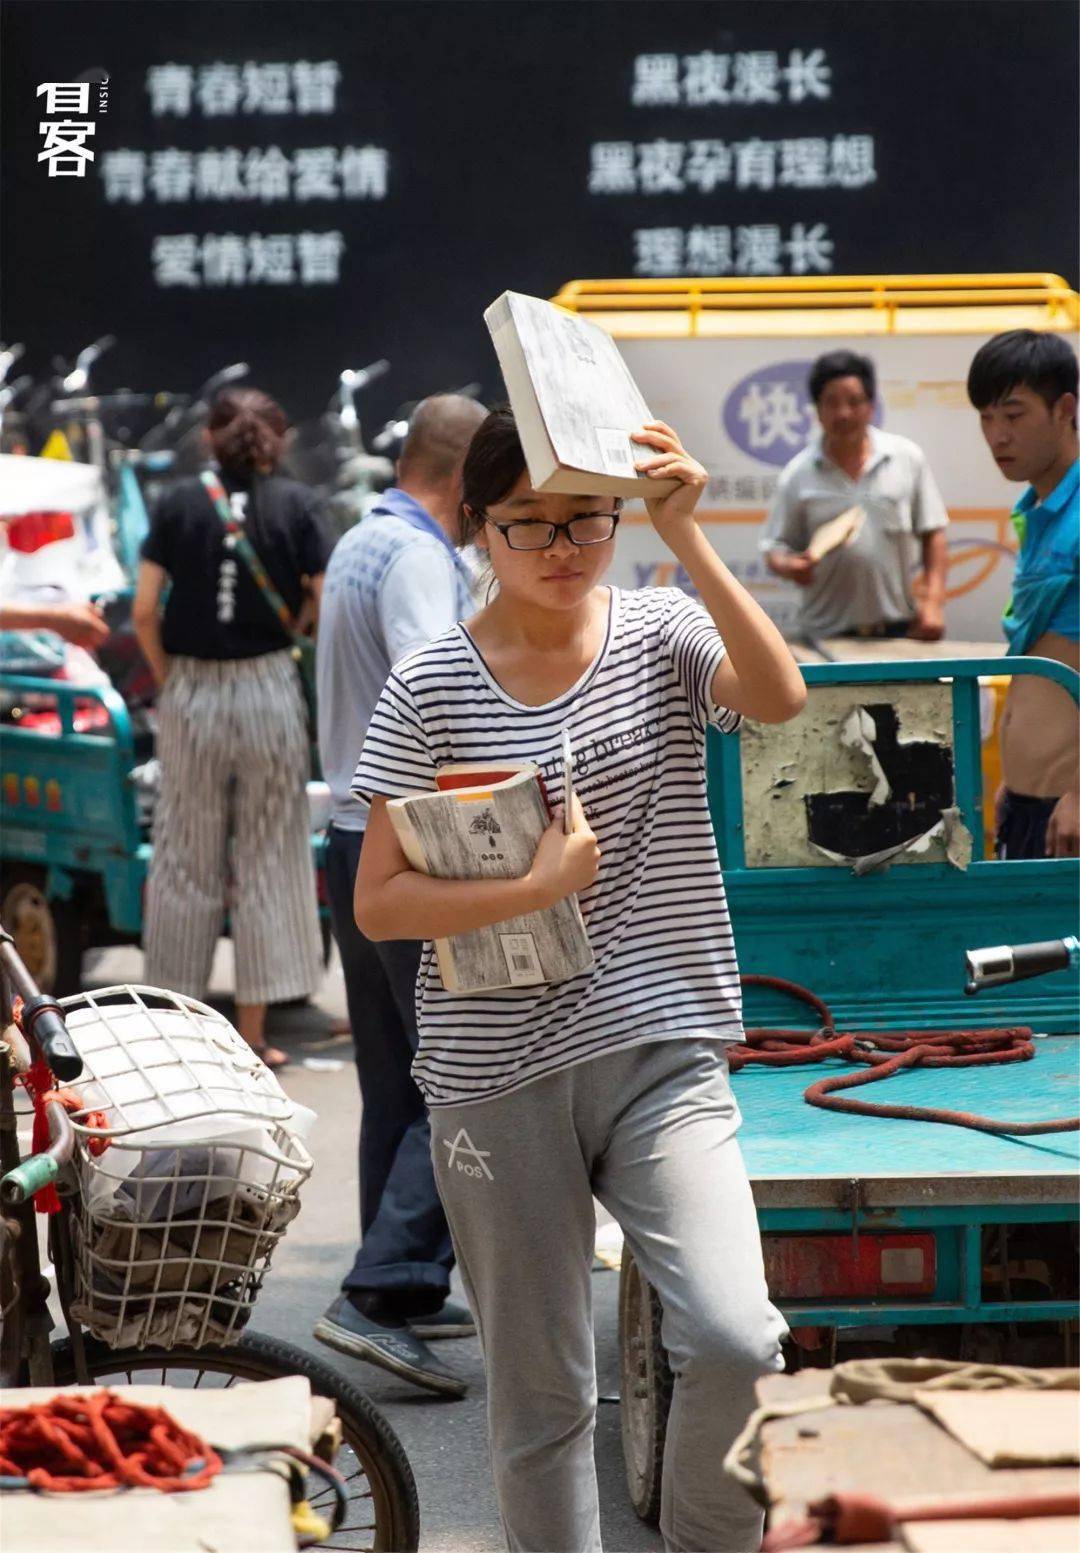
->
[0, 932, 82, 1079]
[0, 1153, 59, 1207]
[0, 1100, 75, 1206]
[964, 936, 1080, 995]
[27, 1003, 82, 1080]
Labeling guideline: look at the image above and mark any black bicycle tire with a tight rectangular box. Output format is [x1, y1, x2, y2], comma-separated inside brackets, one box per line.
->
[49, 1328, 420, 1551]
[618, 1245, 673, 1526]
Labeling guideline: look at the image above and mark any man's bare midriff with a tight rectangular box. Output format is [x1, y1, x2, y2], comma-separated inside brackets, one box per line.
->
[1000, 630, 1080, 797]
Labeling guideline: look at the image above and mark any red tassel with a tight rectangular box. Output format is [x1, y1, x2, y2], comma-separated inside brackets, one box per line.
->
[23, 1058, 62, 1214]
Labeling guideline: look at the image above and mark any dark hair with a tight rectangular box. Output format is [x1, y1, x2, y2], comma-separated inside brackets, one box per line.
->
[207, 388, 288, 478]
[966, 330, 1079, 414]
[458, 406, 526, 547]
[808, 350, 876, 405]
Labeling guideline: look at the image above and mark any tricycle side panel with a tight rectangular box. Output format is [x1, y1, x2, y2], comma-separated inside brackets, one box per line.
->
[708, 657, 1080, 1034]
[1, 677, 143, 935]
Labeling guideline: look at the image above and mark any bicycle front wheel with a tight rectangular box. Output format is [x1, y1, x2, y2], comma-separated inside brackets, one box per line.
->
[50, 1328, 419, 1552]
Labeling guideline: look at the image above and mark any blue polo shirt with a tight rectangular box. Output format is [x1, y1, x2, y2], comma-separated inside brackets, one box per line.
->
[1003, 459, 1079, 654]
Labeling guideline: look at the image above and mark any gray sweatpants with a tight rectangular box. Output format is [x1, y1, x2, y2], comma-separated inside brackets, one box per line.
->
[144, 650, 322, 1005]
[431, 1037, 787, 1553]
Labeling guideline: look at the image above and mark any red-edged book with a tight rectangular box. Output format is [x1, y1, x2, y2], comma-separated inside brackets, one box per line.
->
[387, 761, 592, 994]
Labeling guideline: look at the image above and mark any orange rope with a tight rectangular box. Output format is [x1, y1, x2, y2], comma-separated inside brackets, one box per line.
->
[0, 1390, 222, 1492]
[40, 1087, 111, 1156]
[18, 1056, 62, 1216]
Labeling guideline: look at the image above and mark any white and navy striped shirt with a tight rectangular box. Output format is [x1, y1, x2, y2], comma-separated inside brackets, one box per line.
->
[351, 586, 744, 1107]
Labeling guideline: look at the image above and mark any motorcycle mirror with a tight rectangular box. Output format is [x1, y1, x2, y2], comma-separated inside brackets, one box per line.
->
[371, 417, 411, 452]
[0, 376, 33, 409]
[0, 343, 26, 383]
[340, 359, 390, 395]
[77, 335, 117, 370]
[195, 361, 250, 404]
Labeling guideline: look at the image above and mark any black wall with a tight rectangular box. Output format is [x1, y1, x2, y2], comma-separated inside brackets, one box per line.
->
[3, 0, 1077, 429]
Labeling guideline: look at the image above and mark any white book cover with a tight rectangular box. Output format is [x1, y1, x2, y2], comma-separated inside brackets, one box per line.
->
[387, 759, 593, 994]
[484, 290, 679, 499]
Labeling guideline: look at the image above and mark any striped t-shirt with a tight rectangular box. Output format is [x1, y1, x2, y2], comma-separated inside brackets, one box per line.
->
[351, 585, 744, 1107]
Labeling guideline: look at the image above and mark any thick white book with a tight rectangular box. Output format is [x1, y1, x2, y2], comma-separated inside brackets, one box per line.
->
[387, 759, 593, 994]
[484, 290, 680, 499]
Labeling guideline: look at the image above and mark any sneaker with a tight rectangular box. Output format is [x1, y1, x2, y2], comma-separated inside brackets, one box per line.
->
[314, 1295, 467, 1398]
[408, 1298, 477, 1340]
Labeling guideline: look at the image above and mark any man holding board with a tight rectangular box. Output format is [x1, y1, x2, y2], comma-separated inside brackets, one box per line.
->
[761, 349, 950, 642]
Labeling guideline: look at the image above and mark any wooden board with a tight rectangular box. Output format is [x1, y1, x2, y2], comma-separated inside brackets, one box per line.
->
[791, 639, 1006, 665]
[914, 1389, 1080, 1466]
[756, 1371, 1078, 1548]
[901, 1516, 1079, 1551]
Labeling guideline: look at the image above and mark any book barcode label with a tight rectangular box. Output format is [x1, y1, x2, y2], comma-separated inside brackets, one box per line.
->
[499, 932, 544, 986]
[595, 427, 636, 477]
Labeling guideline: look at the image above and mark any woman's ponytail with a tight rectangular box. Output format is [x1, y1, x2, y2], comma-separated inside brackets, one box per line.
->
[207, 388, 288, 479]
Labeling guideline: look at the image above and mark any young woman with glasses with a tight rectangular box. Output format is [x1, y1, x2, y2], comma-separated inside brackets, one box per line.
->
[349, 407, 806, 1553]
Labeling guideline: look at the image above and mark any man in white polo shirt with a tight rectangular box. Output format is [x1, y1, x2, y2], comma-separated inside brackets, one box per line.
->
[761, 350, 949, 641]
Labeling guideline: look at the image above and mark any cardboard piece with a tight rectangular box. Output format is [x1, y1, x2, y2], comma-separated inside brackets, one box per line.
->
[805, 503, 867, 562]
[914, 1389, 1080, 1467]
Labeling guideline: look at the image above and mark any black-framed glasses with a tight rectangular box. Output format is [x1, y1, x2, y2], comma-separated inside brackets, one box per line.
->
[480, 510, 621, 551]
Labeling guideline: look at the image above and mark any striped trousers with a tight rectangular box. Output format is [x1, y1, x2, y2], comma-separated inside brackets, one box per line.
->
[143, 650, 323, 1005]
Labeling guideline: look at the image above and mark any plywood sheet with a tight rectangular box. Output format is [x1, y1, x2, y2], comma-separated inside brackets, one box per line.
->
[914, 1389, 1080, 1466]
[901, 1515, 1080, 1551]
[756, 1375, 1076, 1523]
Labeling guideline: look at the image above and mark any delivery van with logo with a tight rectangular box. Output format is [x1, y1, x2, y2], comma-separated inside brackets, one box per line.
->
[552, 273, 1079, 641]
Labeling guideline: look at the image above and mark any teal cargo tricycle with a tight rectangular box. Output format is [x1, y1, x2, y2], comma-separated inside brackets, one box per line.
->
[619, 655, 1080, 1522]
[0, 670, 330, 994]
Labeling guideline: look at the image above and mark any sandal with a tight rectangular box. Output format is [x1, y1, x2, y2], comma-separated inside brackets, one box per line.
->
[250, 1043, 290, 1070]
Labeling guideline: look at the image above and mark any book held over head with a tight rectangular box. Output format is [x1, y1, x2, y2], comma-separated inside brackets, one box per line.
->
[484, 289, 680, 500]
[386, 750, 593, 995]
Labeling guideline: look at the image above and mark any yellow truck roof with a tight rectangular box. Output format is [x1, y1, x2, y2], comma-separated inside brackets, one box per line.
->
[551, 273, 1080, 339]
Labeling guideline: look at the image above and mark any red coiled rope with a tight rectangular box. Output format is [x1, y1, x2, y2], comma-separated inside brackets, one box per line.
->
[0, 1390, 222, 1492]
[731, 975, 1080, 1136]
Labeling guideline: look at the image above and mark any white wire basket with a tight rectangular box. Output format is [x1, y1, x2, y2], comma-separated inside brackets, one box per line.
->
[53, 985, 314, 1351]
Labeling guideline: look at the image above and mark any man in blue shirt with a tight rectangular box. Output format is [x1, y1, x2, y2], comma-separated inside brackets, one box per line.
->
[315, 394, 486, 1394]
[967, 331, 1079, 858]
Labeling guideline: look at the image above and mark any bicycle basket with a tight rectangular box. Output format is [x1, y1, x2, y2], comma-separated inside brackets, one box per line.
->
[54, 985, 314, 1351]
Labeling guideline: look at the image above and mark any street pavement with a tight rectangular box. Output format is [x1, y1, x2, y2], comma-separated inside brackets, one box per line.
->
[86, 941, 663, 1553]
